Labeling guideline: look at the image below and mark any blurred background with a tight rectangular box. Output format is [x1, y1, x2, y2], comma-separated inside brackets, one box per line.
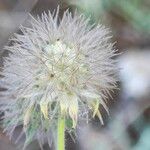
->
[0, 0, 150, 150]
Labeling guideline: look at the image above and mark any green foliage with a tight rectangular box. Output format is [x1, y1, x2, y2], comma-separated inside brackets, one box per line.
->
[24, 109, 41, 147]
[104, 0, 150, 33]
[68, 0, 150, 34]
[133, 126, 150, 150]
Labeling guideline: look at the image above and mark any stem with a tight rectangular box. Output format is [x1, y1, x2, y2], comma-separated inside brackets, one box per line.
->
[57, 117, 65, 150]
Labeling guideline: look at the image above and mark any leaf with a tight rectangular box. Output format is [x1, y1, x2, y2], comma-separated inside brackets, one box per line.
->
[40, 101, 49, 119]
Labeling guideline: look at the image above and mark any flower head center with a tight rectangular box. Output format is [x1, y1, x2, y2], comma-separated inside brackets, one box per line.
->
[37, 41, 89, 92]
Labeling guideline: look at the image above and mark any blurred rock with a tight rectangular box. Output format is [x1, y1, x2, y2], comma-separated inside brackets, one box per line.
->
[119, 50, 150, 99]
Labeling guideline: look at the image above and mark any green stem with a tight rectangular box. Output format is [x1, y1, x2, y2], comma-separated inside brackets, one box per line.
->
[57, 117, 65, 150]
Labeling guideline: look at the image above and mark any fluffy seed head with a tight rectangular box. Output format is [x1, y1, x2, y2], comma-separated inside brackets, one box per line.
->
[0, 8, 118, 148]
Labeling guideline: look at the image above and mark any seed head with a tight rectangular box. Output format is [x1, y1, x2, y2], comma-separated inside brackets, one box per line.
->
[0, 8, 118, 148]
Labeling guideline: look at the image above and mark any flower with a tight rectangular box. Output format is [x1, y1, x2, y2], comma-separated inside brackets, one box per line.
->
[0, 7, 118, 149]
